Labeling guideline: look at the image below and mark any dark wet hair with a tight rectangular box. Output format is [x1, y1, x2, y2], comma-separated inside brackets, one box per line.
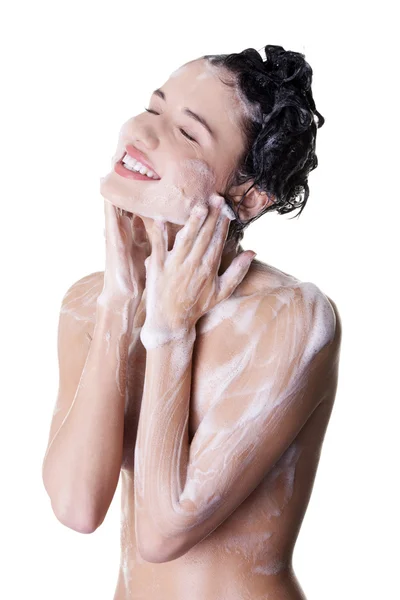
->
[202, 44, 325, 246]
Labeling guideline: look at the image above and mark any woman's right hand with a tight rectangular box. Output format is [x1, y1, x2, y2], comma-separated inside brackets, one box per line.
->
[98, 199, 151, 307]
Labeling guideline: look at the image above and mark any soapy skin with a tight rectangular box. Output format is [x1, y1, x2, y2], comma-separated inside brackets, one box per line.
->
[134, 273, 338, 564]
[43, 57, 342, 600]
[140, 193, 255, 348]
[98, 199, 151, 305]
[98, 57, 273, 272]
[54, 269, 341, 600]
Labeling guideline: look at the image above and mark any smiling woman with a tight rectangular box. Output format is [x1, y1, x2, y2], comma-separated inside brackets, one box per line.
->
[42, 43, 340, 600]
[98, 55, 254, 236]
[99, 44, 324, 257]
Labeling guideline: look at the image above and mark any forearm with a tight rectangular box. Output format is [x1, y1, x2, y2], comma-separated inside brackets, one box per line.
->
[134, 328, 196, 550]
[42, 298, 139, 530]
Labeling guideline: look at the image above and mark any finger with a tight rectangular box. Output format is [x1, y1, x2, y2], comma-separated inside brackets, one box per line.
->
[216, 252, 256, 303]
[119, 214, 133, 244]
[201, 210, 231, 267]
[182, 197, 222, 262]
[151, 219, 168, 265]
[172, 204, 209, 260]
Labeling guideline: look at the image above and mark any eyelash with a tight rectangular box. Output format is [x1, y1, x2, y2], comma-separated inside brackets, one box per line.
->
[144, 107, 198, 143]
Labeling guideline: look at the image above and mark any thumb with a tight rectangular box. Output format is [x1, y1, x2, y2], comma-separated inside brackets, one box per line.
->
[216, 251, 256, 302]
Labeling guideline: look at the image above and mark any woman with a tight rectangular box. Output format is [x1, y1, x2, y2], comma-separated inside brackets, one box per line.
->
[42, 45, 342, 600]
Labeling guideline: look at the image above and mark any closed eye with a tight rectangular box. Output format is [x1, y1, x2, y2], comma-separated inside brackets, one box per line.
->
[144, 108, 198, 143]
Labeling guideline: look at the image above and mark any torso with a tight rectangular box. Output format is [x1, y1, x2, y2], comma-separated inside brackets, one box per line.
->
[72, 260, 340, 600]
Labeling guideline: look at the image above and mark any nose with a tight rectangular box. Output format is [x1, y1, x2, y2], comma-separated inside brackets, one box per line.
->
[134, 119, 159, 151]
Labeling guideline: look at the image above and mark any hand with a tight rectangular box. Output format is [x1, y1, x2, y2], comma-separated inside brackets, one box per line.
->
[141, 193, 256, 340]
[98, 199, 151, 306]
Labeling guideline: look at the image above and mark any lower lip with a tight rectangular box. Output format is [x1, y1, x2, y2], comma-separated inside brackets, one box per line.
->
[114, 159, 159, 181]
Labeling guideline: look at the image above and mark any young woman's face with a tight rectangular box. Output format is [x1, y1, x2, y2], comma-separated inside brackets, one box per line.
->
[99, 58, 249, 225]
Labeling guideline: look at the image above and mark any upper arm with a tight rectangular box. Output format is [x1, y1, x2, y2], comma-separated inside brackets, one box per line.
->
[151, 283, 340, 562]
[42, 272, 104, 464]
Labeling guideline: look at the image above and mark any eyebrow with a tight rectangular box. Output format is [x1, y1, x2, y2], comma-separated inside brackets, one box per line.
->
[152, 88, 216, 140]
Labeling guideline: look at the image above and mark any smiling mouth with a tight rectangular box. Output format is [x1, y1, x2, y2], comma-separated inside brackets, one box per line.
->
[119, 152, 161, 180]
[114, 157, 161, 182]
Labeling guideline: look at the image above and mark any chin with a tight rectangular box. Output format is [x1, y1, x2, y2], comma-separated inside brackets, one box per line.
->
[99, 172, 139, 214]
[99, 167, 191, 226]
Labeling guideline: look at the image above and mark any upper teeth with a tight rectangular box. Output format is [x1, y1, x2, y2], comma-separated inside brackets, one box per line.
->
[122, 154, 158, 178]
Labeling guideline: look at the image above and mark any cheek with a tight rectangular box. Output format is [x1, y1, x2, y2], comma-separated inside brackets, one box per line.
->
[169, 158, 217, 209]
[135, 158, 217, 225]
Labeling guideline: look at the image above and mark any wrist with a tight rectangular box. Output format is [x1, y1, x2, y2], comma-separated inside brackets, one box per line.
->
[140, 323, 196, 350]
[97, 291, 142, 312]
[96, 294, 141, 330]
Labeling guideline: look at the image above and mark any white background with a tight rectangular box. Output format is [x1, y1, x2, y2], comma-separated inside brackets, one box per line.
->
[1, 1, 398, 598]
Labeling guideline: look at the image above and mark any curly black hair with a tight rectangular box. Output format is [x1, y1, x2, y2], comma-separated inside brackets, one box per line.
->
[202, 44, 325, 246]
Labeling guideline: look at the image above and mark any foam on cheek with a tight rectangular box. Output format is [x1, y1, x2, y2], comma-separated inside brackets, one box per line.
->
[147, 157, 218, 222]
[100, 153, 235, 226]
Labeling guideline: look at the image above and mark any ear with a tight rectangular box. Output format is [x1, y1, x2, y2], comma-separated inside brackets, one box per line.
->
[226, 182, 276, 222]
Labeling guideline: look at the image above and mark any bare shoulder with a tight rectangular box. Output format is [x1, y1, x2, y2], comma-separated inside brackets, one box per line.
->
[247, 265, 342, 412]
[243, 260, 341, 356]
[60, 271, 105, 331]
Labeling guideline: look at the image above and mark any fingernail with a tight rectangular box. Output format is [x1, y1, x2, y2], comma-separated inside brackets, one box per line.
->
[210, 194, 223, 208]
[221, 204, 236, 220]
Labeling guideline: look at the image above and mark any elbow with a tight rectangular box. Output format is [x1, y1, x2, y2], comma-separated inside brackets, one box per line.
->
[138, 544, 169, 564]
[138, 533, 187, 564]
[136, 512, 190, 563]
[136, 519, 174, 563]
[46, 488, 99, 533]
[138, 542, 166, 564]
[53, 499, 99, 533]
[42, 470, 101, 533]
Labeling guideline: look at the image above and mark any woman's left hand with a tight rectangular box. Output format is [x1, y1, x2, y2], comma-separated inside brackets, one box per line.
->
[141, 193, 256, 339]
